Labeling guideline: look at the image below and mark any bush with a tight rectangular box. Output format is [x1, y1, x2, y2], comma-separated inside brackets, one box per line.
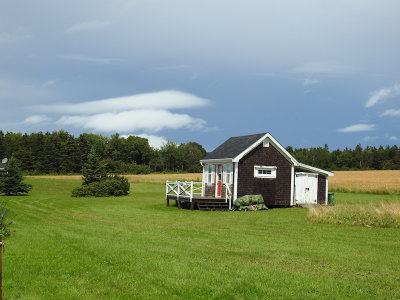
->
[234, 195, 265, 207]
[232, 195, 267, 211]
[72, 175, 130, 197]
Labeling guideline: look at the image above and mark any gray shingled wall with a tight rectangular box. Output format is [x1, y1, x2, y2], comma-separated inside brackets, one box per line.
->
[237, 143, 292, 206]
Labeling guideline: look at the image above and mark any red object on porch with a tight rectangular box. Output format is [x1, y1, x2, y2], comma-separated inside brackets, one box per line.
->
[217, 164, 222, 197]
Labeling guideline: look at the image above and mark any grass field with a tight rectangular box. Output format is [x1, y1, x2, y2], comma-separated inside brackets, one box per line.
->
[3, 177, 400, 299]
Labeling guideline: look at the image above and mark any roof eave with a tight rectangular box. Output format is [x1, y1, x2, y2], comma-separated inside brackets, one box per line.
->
[200, 158, 233, 164]
[295, 162, 334, 176]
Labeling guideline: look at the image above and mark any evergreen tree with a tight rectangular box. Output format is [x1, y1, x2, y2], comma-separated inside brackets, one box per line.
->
[0, 158, 32, 196]
[72, 148, 130, 197]
[82, 148, 107, 185]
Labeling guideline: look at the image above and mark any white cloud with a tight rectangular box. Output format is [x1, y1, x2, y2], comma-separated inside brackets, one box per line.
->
[151, 65, 191, 71]
[57, 109, 206, 133]
[59, 54, 121, 64]
[42, 79, 56, 87]
[29, 90, 209, 136]
[366, 83, 400, 108]
[34, 90, 210, 114]
[303, 78, 319, 86]
[337, 123, 376, 133]
[381, 109, 400, 117]
[0, 27, 31, 44]
[293, 61, 355, 75]
[121, 134, 167, 149]
[66, 20, 113, 33]
[21, 115, 52, 124]
[389, 136, 398, 141]
[362, 135, 378, 142]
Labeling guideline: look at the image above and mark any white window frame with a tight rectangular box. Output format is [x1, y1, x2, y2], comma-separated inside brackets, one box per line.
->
[223, 164, 233, 185]
[206, 164, 215, 185]
[254, 165, 277, 178]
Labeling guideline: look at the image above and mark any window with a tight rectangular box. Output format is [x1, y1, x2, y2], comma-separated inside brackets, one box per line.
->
[206, 164, 215, 184]
[254, 166, 276, 178]
[224, 164, 233, 185]
[258, 169, 271, 175]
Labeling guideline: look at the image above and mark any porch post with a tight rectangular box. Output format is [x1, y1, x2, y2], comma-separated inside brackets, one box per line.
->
[233, 162, 238, 201]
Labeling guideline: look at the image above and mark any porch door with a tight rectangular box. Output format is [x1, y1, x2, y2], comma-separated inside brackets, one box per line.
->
[216, 164, 223, 197]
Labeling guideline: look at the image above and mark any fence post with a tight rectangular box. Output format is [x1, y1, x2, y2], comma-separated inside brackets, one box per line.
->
[190, 182, 193, 202]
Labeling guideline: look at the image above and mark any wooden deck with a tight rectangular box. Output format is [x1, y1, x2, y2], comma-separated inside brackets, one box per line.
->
[166, 180, 232, 211]
[166, 194, 229, 211]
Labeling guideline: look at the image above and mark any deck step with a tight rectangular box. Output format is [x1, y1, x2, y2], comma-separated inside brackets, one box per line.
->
[197, 202, 229, 211]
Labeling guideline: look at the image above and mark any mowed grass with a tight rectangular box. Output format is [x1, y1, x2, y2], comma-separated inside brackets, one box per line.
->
[3, 178, 400, 299]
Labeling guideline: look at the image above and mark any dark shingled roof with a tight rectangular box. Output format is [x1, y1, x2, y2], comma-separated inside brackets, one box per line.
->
[203, 132, 267, 160]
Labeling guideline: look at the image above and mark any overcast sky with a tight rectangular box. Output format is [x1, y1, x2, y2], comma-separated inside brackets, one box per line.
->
[1, 0, 399, 150]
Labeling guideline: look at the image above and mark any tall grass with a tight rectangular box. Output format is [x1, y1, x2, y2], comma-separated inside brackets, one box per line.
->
[307, 201, 400, 228]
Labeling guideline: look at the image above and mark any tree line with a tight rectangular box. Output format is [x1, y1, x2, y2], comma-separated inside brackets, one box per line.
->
[0, 131, 206, 174]
[286, 144, 400, 170]
[0, 131, 399, 174]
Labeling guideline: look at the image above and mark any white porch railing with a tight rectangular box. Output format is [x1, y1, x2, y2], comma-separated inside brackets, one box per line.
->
[225, 184, 232, 209]
[166, 181, 203, 202]
[166, 181, 233, 209]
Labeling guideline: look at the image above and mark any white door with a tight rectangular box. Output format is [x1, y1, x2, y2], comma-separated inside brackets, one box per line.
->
[295, 173, 318, 204]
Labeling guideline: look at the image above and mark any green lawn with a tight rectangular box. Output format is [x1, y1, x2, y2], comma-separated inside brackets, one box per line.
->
[3, 178, 400, 299]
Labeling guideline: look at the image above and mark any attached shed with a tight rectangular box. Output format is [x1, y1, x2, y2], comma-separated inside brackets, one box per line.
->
[200, 132, 333, 207]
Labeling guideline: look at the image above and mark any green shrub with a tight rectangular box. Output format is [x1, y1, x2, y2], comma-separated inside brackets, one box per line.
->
[232, 195, 267, 211]
[234, 195, 265, 207]
[72, 175, 130, 197]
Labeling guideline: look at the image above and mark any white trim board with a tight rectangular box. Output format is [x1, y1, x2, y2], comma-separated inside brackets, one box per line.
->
[325, 176, 329, 205]
[290, 165, 294, 206]
[233, 162, 238, 201]
[200, 158, 233, 165]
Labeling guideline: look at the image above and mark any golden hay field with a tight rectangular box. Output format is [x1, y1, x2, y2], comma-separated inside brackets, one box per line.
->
[30, 170, 400, 194]
[29, 173, 203, 185]
[329, 170, 400, 194]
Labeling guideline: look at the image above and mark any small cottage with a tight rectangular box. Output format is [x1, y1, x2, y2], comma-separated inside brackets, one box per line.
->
[166, 133, 333, 210]
[201, 132, 333, 206]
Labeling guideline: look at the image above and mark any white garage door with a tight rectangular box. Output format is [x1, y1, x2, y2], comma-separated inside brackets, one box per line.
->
[295, 173, 318, 204]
